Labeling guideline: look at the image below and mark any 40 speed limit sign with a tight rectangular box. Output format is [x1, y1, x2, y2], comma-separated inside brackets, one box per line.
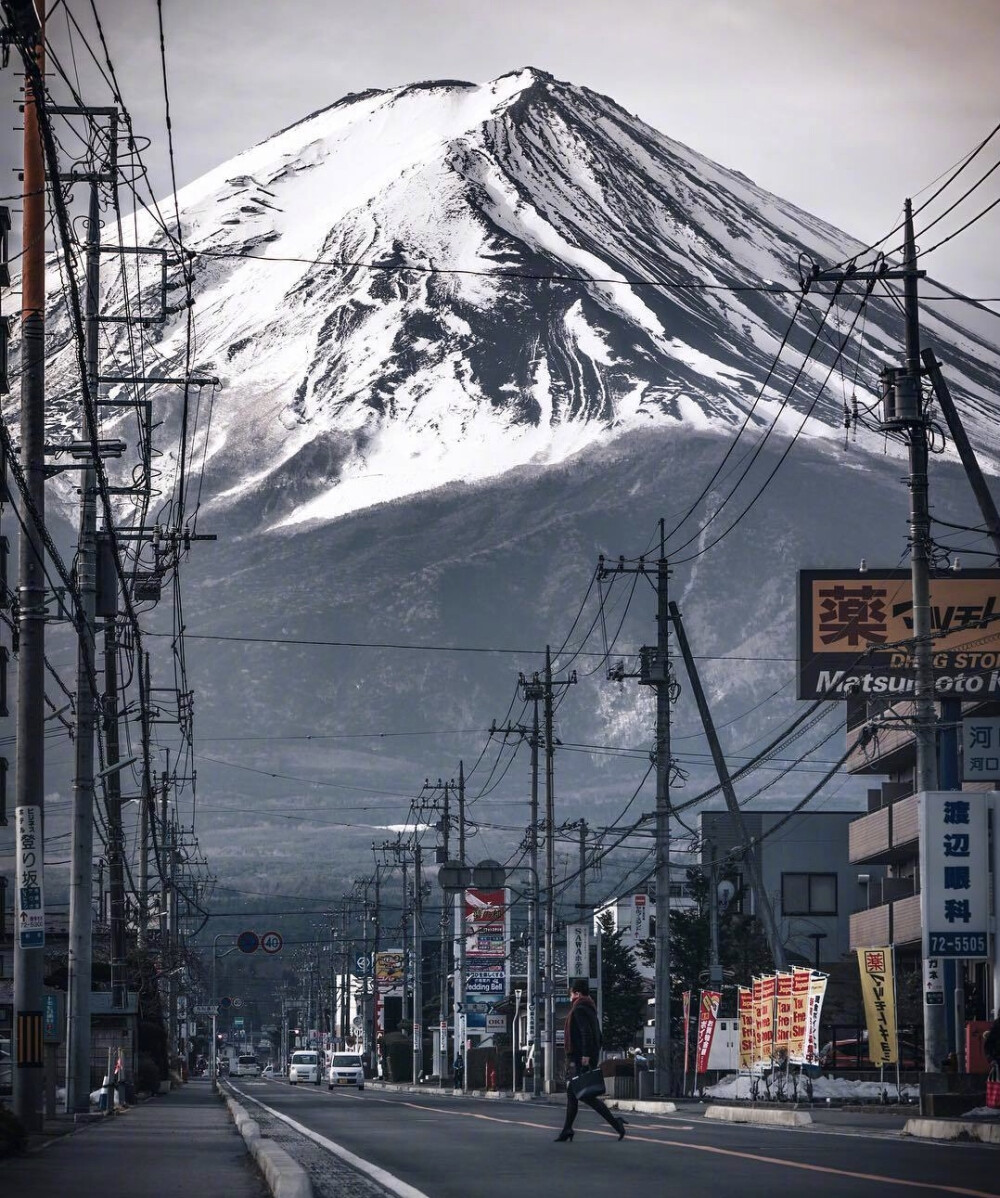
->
[260, 931, 283, 954]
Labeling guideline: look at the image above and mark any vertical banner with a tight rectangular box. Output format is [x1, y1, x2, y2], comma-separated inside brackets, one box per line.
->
[753, 975, 775, 1068]
[696, 990, 721, 1073]
[737, 987, 753, 1070]
[464, 889, 509, 1030]
[566, 923, 590, 983]
[774, 973, 793, 1061]
[682, 990, 692, 1080]
[805, 972, 828, 1065]
[788, 967, 811, 1064]
[856, 948, 898, 1065]
[633, 894, 648, 939]
[16, 805, 45, 948]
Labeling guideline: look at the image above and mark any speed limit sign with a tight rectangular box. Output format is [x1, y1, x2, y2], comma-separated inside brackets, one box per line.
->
[261, 930, 283, 954]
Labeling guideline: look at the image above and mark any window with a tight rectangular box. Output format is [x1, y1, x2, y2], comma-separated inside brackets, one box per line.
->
[782, 872, 837, 916]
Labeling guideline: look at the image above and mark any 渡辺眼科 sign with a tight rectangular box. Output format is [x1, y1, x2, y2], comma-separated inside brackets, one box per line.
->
[919, 791, 988, 959]
[797, 570, 1000, 700]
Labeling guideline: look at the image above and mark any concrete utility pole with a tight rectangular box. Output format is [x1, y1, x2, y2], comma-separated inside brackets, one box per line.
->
[65, 180, 101, 1114]
[13, 6, 46, 1131]
[104, 621, 127, 1010]
[540, 647, 576, 1094]
[900, 200, 946, 1072]
[670, 600, 787, 970]
[598, 526, 674, 1095]
[412, 841, 423, 1083]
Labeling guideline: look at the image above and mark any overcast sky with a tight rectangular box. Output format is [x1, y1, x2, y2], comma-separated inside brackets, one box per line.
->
[5, 0, 1000, 298]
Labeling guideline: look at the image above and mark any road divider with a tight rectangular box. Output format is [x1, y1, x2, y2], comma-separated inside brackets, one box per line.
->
[222, 1084, 312, 1198]
[705, 1104, 812, 1127]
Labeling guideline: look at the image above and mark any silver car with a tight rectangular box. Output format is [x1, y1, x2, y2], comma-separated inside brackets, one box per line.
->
[327, 1052, 365, 1090]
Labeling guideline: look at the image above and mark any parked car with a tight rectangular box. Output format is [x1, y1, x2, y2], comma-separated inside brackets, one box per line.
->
[327, 1053, 365, 1091]
[819, 1037, 921, 1070]
[288, 1050, 320, 1084]
[232, 1054, 261, 1078]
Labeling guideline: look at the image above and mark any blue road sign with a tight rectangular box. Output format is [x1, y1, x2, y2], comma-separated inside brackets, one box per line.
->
[237, 930, 260, 954]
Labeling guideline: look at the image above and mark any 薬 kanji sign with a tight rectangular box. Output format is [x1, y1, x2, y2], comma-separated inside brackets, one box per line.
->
[797, 569, 1000, 700]
[918, 790, 988, 959]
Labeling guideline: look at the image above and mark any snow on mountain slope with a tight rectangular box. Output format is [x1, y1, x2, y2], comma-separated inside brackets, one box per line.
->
[33, 69, 1000, 530]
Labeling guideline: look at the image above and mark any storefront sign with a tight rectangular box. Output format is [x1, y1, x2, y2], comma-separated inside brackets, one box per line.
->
[798, 570, 1000, 700]
[919, 790, 989, 958]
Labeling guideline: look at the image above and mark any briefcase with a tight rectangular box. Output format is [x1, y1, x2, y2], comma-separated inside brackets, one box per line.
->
[569, 1067, 606, 1101]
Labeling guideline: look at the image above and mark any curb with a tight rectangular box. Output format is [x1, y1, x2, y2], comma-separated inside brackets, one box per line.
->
[705, 1104, 812, 1127]
[222, 1088, 312, 1198]
[904, 1117, 1000, 1145]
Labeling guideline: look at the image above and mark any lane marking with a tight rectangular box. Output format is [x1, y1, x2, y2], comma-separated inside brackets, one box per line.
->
[229, 1087, 432, 1198]
[375, 1095, 1000, 1196]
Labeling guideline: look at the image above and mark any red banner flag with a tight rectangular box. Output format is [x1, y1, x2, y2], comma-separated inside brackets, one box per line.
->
[696, 990, 722, 1073]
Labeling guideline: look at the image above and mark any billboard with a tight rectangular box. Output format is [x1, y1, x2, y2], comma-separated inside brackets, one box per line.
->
[464, 888, 509, 1030]
[918, 790, 989, 959]
[797, 569, 1000, 700]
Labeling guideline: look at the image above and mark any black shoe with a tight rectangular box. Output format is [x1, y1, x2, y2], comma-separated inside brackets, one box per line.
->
[554, 1129, 574, 1142]
[615, 1118, 627, 1140]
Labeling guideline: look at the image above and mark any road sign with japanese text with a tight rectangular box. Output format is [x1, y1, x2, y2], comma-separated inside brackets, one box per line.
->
[963, 717, 1000, 781]
[16, 806, 45, 949]
[918, 791, 988, 958]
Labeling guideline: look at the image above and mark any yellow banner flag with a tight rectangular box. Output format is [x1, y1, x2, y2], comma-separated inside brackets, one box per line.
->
[856, 947, 898, 1066]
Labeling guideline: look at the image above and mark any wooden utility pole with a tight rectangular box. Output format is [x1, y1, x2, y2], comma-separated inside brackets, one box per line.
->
[12, 3, 46, 1131]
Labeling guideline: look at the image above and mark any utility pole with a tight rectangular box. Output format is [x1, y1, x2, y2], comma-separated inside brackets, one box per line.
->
[670, 600, 787, 970]
[707, 841, 722, 987]
[12, 4, 46, 1130]
[599, 526, 673, 1094]
[900, 200, 945, 1074]
[412, 841, 423, 1084]
[538, 647, 576, 1094]
[65, 180, 100, 1115]
[104, 621, 127, 1011]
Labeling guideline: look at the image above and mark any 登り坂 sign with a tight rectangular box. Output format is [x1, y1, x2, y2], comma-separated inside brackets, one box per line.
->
[919, 791, 988, 959]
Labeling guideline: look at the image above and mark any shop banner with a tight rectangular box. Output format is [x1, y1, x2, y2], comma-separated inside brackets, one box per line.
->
[857, 948, 898, 1065]
[753, 975, 775, 1067]
[774, 972, 793, 1057]
[695, 990, 721, 1073]
[805, 972, 828, 1065]
[374, 951, 404, 988]
[738, 987, 754, 1070]
[788, 967, 811, 1064]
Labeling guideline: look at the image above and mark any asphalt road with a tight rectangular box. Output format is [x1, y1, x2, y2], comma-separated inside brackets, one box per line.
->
[230, 1079, 1000, 1198]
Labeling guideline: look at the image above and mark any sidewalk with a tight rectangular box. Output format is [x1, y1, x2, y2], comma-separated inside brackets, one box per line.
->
[3, 1078, 269, 1198]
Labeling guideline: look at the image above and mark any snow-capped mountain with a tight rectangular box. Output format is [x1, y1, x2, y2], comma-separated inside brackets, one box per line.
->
[48, 66, 1000, 532]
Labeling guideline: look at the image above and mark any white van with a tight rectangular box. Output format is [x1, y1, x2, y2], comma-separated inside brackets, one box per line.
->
[288, 1050, 320, 1084]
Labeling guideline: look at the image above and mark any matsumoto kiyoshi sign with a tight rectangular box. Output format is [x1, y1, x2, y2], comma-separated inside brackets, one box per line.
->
[797, 569, 1000, 700]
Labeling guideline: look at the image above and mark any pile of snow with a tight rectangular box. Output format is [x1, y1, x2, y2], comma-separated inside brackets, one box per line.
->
[704, 1072, 918, 1103]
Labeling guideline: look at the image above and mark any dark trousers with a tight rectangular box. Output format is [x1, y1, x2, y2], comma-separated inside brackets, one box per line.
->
[562, 1069, 619, 1133]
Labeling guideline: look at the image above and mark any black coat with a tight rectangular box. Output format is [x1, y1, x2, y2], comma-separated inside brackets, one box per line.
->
[565, 996, 602, 1063]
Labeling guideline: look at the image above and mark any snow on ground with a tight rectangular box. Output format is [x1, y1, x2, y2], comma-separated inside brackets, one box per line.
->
[703, 1072, 919, 1103]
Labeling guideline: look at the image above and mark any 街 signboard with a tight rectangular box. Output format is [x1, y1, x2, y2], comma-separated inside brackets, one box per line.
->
[797, 569, 1000, 700]
[918, 791, 988, 959]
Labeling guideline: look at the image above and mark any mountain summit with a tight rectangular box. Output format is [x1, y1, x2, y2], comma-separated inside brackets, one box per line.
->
[83, 68, 996, 532]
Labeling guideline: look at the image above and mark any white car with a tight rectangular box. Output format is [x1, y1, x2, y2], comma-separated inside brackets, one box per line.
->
[327, 1053, 365, 1091]
[288, 1050, 320, 1084]
[232, 1054, 261, 1078]
[261, 1063, 276, 1079]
